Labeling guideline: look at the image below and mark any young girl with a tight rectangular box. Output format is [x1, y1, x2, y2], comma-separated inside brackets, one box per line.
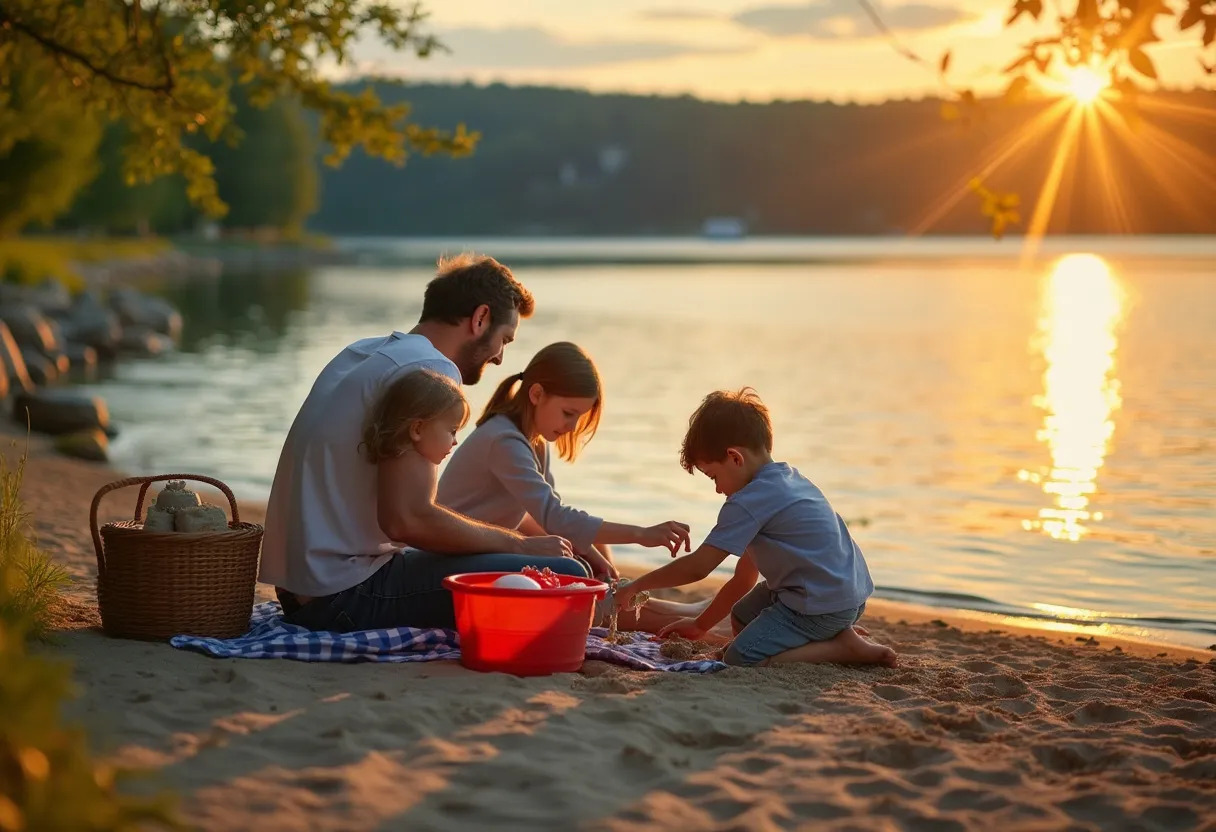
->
[361, 367, 471, 469]
[437, 341, 708, 632]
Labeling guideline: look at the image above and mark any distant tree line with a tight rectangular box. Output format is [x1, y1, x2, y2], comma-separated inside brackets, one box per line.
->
[8, 82, 1216, 238]
[308, 83, 1215, 237]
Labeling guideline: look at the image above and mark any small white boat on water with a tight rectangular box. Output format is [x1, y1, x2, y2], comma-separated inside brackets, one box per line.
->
[701, 217, 747, 239]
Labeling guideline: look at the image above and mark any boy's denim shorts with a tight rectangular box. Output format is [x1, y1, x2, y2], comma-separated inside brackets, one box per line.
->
[723, 581, 866, 667]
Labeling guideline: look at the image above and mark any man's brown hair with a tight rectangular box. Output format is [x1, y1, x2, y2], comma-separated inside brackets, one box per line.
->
[419, 254, 535, 327]
[680, 388, 773, 472]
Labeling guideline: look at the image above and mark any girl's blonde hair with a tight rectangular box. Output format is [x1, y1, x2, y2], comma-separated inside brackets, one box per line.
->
[362, 369, 469, 463]
[478, 342, 602, 462]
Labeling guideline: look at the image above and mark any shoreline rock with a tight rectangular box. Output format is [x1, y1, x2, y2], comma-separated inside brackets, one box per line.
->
[2, 241, 352, 463]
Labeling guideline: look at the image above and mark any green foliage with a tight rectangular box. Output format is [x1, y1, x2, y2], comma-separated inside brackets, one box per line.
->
[211, 85, 318, 233]
[64, 125, 195, 235]
[64, 84, 319, 235]
[0, 236, 171, 292]
[0, 0, 478, 220]
[0, 448, 67, 640]
[0, 60, 103, 236]
[0, 445, 179, 830]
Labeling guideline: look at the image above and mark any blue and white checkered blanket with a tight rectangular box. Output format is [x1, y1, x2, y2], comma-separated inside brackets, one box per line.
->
[170, 602, 726, 673]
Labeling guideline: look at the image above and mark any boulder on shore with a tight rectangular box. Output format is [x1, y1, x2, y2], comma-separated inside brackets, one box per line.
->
[0, 323, 34, 395]
[19, 350, 61, 386]
[53, 428, 109, 462]
[0, 304, 60, 357]
[110, 287, 183, 340]
[63, 291, 122, 358]
[118, 326, 174, 357]
[29, 278, 72, 316]
[12, 390, 110, 435]
[63, 342, 99, 378]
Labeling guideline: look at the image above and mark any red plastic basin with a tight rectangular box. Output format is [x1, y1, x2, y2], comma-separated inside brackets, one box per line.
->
[442, 572, 609, 676]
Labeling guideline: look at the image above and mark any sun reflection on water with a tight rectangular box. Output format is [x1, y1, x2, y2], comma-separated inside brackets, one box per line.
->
[1020, 254, 1126, 541]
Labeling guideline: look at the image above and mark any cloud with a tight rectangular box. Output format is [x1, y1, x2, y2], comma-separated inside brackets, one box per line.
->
[638, 8, 722, 21]
[427, 26, 745, 69]
[732, 0, 974, 38]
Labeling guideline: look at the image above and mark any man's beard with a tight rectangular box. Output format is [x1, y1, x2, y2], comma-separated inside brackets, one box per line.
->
[455, 331, 495, 384]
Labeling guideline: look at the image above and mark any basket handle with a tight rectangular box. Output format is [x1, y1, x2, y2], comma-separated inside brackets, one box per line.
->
[90, 474, 242, 579]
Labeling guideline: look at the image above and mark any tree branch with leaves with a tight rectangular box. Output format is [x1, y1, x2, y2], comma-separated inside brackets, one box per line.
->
[0, 0, 478, 219]
[865, 0, 1215, 237]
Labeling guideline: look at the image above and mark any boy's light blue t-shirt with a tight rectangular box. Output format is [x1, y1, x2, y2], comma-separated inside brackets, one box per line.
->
[703, 462, 874, 616]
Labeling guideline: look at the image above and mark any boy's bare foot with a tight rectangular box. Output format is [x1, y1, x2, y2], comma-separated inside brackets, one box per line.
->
[853, 624, 870, 636]
[766, 626, 898, 667]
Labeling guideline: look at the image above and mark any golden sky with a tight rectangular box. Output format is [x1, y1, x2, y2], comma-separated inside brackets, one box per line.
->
[343, 1, 1211, 103]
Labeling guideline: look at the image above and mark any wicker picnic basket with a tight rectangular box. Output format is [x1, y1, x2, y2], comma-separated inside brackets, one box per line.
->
[90, 473, 263, 641]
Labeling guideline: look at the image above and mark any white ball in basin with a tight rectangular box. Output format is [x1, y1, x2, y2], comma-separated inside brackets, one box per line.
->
[491, 573, 543, 590]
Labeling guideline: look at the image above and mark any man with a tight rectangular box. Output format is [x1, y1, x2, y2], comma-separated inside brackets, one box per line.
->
[260, 255, 586, 631]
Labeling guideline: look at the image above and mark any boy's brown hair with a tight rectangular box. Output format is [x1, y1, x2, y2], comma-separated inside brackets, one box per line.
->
[362, 369, 469, 463]
[680, 388, 773, 472]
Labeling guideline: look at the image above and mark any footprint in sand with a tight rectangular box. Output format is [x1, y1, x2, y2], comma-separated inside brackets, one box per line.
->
[915, 703, 1010, 737]
[818, 763, 881, 779]
[1175, 757, 1216, 781]
[619, 743, 661, 768]
[734, 754, 781, 776]
[1059, 792, 1128, 824]
[699, 796, 755, 821]
[1039, 684, 1090, 702]
[1157, 703, 1214, 727]
[937, 787, 1013, 813]
[1070, 701, 1145, 725]
[861, 739, 953, 770]
[991, 698, 1036, 715]
[872, 684, 914, 702]
[984, 673, 1031, 696]
[669, 729, 751, 750]
[954, 765, 1024, 787]
[1031, 741, 1113, 774]
[1139, 804, 1203, 829]
[845, 776, 919, 799]
[292, 773, 346, 795]
[903, 767, 948, 788]
[900, 814, 967, 832]
[786, 799, 851, 820]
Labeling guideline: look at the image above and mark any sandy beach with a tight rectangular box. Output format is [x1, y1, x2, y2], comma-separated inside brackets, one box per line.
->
[11, 427, 1215, 831]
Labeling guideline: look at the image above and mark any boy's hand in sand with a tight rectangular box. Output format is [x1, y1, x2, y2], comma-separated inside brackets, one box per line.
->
[613, 580, 639, 611]
[657, 617, 706, 641]
[638, 521, 692, 556]
[519, 534, 573, 558]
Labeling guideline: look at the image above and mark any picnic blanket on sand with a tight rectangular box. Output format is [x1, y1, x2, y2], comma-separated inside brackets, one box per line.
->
[170, 602, 726, 673]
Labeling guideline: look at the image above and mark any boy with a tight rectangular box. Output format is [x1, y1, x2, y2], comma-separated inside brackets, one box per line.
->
[615, 389, 897, 668]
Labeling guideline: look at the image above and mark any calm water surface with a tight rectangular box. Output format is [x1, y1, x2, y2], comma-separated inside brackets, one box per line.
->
[79, 238, 1216, 646]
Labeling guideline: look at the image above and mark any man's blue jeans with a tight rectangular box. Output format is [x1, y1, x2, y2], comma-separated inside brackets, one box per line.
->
[280, 550, 590, 631]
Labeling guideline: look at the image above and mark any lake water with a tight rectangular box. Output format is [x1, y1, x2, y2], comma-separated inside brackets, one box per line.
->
[79, 237, 1216, 647]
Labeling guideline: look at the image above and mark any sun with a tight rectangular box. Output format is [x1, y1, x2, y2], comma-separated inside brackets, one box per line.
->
[1062, 65, 1108, 105]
